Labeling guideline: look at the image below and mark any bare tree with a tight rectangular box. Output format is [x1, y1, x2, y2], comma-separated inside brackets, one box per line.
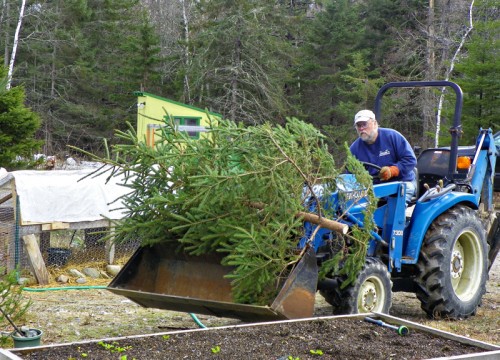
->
[422, 0, 436, 148]
[141, 0, 184, 89]
[180, 0, 192, 103]
[434, 0, 475, 146]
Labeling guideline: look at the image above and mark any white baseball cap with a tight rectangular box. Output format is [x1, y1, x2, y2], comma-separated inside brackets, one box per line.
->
[354, 109, 375, 124]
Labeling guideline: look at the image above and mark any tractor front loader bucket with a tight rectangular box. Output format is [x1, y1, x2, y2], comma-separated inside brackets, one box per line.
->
[107, 243, 318, 322]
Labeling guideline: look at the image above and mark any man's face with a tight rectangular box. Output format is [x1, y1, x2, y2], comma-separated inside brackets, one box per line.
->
[355, 119, 378, 144]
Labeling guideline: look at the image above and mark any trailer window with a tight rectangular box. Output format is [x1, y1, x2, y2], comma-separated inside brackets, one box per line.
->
[173, 117, 202, 139]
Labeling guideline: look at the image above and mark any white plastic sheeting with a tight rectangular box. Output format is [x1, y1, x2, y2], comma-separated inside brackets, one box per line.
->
[11, 168, 129, 223]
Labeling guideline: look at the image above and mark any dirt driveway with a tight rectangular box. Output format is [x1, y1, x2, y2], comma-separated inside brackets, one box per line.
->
[17, 256, 499, 348]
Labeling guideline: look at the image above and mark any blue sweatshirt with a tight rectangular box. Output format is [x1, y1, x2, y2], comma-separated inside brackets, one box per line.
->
[350, 127, 416, 183]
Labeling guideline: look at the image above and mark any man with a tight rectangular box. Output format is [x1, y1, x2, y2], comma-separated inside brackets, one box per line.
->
[349, 109, 417, 203]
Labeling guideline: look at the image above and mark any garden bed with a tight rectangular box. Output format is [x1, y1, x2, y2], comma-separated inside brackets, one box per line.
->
[3, 314, 500, 360]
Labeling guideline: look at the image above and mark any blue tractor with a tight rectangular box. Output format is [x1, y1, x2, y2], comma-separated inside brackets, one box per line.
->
[109, 81, 499, 320]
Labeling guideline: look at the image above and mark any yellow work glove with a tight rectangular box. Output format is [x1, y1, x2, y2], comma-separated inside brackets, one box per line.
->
[379, 166, 400, 181]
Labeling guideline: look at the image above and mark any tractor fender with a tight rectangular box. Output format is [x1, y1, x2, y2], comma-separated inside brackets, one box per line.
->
[404, 191, 478, 261]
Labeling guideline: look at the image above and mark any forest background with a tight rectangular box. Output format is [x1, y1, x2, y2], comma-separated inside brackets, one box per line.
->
[0, 0, 498, 168]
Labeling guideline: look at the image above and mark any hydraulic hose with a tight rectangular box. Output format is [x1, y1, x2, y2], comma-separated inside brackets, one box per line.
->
[22, 286, 207, 328]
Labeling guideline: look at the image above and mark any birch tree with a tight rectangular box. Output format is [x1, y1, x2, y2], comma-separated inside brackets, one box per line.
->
[180, 0, 192, 103]
[6, 0, 25, 90]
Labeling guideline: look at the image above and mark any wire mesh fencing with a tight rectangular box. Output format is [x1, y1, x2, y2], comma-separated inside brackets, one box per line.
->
[0, 193, 139, 278]
[0, 173, 140, 280]
[0, 198, 15, 274]
[36, 228, 140, 268]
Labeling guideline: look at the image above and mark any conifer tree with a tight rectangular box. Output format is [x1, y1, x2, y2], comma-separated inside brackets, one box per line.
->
[296, 0, 365, 128]
[185, 0, 295, 123]
[14, 0, 163, 155]
[454, 0, 499, 142]
[0, 68, 41, 169]
[83, 117, 374, 305]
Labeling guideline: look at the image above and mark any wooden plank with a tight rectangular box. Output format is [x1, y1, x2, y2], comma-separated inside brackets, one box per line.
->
[22, 234, 49, 285]
[19, 219, 112, 236]
[41, 222, 70, 231]
[0, 193, 12, 205]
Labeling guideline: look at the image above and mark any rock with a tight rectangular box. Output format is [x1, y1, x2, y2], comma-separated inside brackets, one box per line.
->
[56, 275, 69, 283]
[17, 277, 31, 286]
[82, 267, 101, 279]
[106, 265, 122, 276]
[69, 269, 85, 278]
[76, 277, 87, 284]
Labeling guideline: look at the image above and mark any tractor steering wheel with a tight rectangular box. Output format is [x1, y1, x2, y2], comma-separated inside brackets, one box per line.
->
[360, 161, 381, 180]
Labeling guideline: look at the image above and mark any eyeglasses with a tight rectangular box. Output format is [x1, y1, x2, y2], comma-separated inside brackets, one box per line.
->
[354, 120, 371, 129]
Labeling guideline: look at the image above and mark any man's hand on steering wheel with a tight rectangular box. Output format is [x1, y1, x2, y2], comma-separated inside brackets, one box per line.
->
[379, 166, 399, 181]
[360, 162, 399, 181]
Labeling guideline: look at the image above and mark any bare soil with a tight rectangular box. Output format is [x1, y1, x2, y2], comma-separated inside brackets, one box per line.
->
[1, 256, 497, 359]
[16, 318, 491, 360]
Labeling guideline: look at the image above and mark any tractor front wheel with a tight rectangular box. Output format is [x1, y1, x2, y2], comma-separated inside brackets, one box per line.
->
[321, 257, 392, 314]
[415, 205, 488, 319]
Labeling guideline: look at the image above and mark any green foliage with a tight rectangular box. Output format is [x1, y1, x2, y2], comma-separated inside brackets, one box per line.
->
[186, 0, 296, 123]
[0, 268, 32, 346]
[82, 116, 373, 305]
[309, 349, 324, 356]
[454, 0, 500, 141]
[15, 0, 163, 155]
[318, 144, 377, 288]
[99, 117, 339, 303]
[0, 68, 42, 170]
[97, 341, 132, 353]
[296, 0, 365, 126]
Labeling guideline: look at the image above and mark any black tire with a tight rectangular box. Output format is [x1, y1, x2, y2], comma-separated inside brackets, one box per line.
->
[320, 257, 392, 314]
[415, 205, 488, 319]
[487, 212, 500, 272]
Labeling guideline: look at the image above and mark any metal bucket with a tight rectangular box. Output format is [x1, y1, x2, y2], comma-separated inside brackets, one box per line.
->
[108, 243, 318, 321]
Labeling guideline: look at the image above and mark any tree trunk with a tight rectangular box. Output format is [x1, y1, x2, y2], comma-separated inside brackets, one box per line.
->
[3, 0, 10, 68]
[181, 0, 191, 104]
[423, 0, 436, 149]
[230, 35, 241, 122]
[6, 0, 26, 90]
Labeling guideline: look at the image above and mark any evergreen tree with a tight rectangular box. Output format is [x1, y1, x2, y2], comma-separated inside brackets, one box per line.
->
[321, 53, 385, 160]
[14, 0, 163, 155]
[185, 0, 296, 124]
[454, 0, 499, 143]
[0, 69, 42, 169]
[296, 0, 365, 129]
[83, 117, 374, 305]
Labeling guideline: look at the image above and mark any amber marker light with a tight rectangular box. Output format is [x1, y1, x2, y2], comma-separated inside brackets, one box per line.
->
[457, 156, 472, 170]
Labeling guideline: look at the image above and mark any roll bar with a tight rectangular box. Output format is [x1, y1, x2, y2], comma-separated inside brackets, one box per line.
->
[373, 80, 463, 181]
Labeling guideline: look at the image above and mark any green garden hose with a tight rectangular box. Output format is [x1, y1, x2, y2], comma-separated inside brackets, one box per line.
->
[22, 286, 107, 291]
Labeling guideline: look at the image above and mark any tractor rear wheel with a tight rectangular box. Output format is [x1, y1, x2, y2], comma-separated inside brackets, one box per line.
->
[321, 257, 392, 314]
[415, 205, 488, 319]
